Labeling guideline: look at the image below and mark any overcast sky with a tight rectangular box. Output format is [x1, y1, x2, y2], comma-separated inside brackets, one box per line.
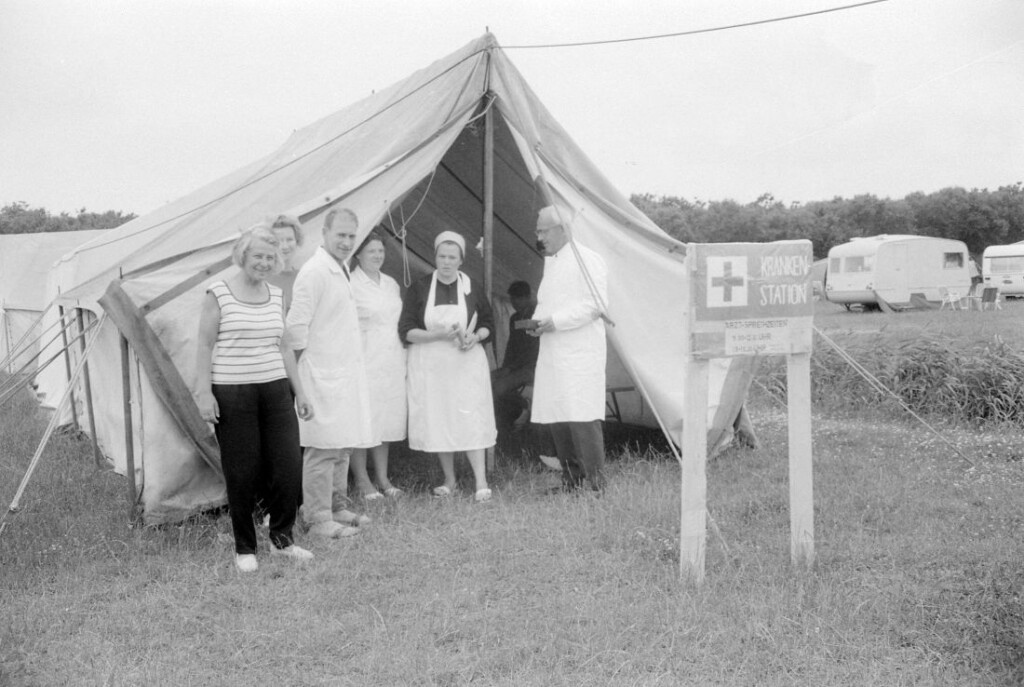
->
[1, 0, 1021, 216]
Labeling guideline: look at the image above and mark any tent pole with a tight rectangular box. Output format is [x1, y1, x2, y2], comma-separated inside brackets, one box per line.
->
[57, 306, 80, 432]
[120, 333, 141, 524]
[482, 92, 495, 300]
[482, 92, 496, 471]
[76, 309, 102, 467]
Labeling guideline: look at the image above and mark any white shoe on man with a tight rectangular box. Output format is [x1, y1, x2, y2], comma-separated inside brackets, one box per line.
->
[307, 521, 360, 539]
[332, 509, 371, 527]
[270, 544, 314, 562]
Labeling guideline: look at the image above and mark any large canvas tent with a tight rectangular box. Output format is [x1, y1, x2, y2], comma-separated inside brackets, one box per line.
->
[38, 34, 756, 524]
[0, 230, 106, 374]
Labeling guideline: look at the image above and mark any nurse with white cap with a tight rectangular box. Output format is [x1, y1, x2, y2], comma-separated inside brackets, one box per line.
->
[398, 230, 497, 502]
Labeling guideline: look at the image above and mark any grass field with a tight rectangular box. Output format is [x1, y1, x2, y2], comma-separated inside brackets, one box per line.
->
[1, 301, 1022, 686]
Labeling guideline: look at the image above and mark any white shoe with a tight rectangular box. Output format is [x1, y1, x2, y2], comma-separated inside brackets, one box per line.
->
[333, 509, 371, 526]
[538, 455, 561, 471]
[308, 521, 360, 539]
[474, 488, 492, 503]
[270, 545, 314, 562]
[234, 554, 258, 573]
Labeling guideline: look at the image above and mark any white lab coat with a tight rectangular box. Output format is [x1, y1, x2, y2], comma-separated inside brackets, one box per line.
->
[286, 247, 373, 449]
[351, 266, 407, 443]
[531, 240, 608, 423]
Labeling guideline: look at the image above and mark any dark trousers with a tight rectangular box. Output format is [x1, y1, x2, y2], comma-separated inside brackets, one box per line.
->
[491, 366, 534, 432]
[547, 420, 606, 491]
[213, 379, 301, 554]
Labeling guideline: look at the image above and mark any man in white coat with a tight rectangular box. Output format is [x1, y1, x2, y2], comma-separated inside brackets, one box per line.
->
[530, 205, 609, 492]
[287, 208, 374, 538]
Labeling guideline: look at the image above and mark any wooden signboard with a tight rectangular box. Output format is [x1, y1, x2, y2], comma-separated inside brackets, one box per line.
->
[681, 241, 815, 583]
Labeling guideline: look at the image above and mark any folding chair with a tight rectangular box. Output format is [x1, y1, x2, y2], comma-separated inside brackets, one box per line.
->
[939, 287, 962, 310]
[979, 287, 1003, 311]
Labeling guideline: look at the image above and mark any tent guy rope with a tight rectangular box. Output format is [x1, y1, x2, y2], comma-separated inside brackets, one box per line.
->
[0, 314, 108, 542]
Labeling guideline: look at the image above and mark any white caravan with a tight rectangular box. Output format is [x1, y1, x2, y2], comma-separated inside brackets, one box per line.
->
[825, 234, 972, 308]
[982, 241, 1024, 298]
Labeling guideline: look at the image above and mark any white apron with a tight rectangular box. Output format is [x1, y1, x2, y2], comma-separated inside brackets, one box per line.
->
[407, 273, 496, 452]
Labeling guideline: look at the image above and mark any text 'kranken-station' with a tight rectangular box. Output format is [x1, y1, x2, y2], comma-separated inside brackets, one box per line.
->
[758, 254, 810, 306]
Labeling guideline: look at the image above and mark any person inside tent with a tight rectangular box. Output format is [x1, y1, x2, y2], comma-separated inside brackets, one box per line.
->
[287, 208, 374, 538]
[491, 280, 539, 435]
[399, 230, 496, 502]
[529, 205, 609, 493]
[348, 231, 407, 500]
[267, 214, 305, 308]
[195, 225, 315, 573]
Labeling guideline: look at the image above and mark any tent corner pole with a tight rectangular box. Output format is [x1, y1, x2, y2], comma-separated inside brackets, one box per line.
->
[119, 333, 141, 525]
[56, 305, 80, 432]
[75, 309, 102, 468]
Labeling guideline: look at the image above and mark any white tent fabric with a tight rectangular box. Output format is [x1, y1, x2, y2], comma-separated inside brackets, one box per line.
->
[0, 230, 106, 373]
[43, 34, 756, 524]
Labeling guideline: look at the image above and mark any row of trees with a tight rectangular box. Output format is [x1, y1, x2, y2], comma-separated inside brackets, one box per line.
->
[5, 183, 1024, 259]
[631, 184, 1024, 259]
[0, 202, 135, 234]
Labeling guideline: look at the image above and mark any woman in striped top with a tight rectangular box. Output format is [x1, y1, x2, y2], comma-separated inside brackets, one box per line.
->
[196, 225, 314, 573]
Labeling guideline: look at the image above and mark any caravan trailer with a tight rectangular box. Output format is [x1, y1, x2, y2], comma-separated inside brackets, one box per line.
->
[982, 241, 1024, 298]
[825, 235, 972, 308]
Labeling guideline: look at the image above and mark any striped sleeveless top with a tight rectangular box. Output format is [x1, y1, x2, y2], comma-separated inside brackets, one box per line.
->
[208, 281, 288, 385]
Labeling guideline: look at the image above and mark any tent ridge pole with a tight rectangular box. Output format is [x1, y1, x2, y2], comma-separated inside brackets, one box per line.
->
[482, 88, 495, 472]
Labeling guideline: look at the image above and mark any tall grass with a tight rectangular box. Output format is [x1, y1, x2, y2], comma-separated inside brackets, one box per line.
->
[757, 301, 1024, 426]
[3, 377, 1023, 684]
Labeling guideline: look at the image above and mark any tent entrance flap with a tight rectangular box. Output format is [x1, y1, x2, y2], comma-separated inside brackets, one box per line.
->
[99, 281, 222, 478]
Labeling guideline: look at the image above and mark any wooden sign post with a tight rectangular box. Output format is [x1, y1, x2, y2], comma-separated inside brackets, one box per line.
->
[681, 240, 815, 583]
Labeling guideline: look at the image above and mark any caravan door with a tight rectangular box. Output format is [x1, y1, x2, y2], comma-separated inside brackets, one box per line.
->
[876, 243, 910, 304]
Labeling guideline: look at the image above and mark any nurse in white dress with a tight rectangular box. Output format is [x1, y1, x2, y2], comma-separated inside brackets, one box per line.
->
[399, 231, 496, 502]
[349, 232, 407, 499]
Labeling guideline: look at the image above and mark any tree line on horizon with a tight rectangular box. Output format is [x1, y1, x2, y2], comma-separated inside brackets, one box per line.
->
[0, 201, 136, 235]
[4, 183, 1024, 260]
[631, 183, 1024, 259]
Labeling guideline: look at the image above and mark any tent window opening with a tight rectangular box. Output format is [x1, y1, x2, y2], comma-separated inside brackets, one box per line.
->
[829, 257, 841, 274]
[990, 256, 1024, 273]
[844, 256, 871, 273]
[943, 252, 964, 269]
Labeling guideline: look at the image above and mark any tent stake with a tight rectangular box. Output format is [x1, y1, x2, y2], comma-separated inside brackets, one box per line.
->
[76, 309, 102, 467]
[120, 333, 141, 525]
[57, 306, 80, 433]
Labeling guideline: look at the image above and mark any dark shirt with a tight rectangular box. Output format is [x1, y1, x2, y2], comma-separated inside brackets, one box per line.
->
[502, 306, 539, 372]
[398, 273, 495, 345]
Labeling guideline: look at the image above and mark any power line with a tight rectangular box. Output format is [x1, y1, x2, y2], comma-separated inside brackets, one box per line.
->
[502, 0, 888, 50]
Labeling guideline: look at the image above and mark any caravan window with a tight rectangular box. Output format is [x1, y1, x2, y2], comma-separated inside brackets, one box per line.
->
[943, 252, 964, 269]
[829, 257, 841, 273]
[990, 256, 1024, 273]
[844, 256, 871, 273]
